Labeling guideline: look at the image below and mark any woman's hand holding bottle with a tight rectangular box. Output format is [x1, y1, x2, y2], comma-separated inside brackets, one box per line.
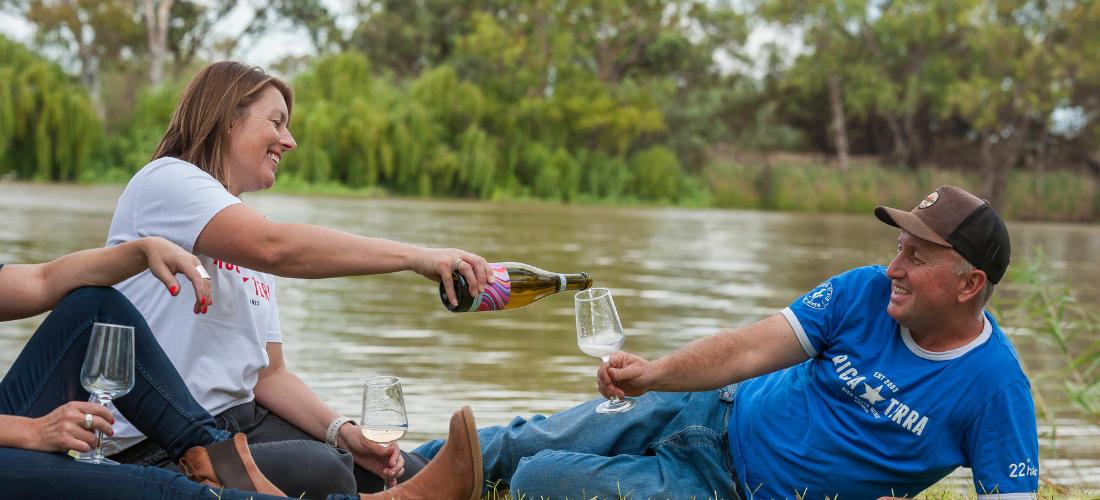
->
[408, 247, 494, 307]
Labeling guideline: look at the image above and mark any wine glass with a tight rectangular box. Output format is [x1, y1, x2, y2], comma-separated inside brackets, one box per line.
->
[361, 376, 408, 489]
[575, 287, 636, 414]
[76, 322, 135, 465]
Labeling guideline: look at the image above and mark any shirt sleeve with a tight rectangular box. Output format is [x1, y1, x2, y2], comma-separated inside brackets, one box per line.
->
[111, 159, 241, 252]
[265, 280, 282, 344]
[966, 380, 1039, 500]
[780, 266, 877, 358]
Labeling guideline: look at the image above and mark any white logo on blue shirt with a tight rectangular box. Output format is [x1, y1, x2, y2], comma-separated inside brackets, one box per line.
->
[803, 281, 833, 310]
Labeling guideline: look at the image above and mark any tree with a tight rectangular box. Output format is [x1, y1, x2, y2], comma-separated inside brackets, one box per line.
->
[944, 0, 1074, 212]
[6, 0, 145, 120]
[0, 35, 101, 180]
[762, 0, 869, 170]
[141, 0, 171, 86]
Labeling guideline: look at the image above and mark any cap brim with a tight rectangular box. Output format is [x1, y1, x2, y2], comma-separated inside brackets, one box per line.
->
[874, 206, 952, 247]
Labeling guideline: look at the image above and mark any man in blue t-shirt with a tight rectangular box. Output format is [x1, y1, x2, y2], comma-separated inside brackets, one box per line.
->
[414, 185, 1039, 500]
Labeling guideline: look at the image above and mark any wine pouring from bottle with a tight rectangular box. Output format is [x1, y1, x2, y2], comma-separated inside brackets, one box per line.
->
[440, 262, 593, 313]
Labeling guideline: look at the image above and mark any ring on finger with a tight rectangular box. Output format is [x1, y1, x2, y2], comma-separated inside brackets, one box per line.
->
[83, 413, 94, 430]
[196, 264, 210, 280]
[452, 258, 464, 272]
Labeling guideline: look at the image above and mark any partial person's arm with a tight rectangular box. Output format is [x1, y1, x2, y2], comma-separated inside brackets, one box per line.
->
[0, 402, 114, 452]
[194, 204, 493, 306]
[598, 313, 810, 398]
[253, 343, 404, 487]
[0, 237, 211, 321]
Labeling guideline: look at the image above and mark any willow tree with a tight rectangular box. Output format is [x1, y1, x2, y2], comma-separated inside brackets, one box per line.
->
[0, 36, 101, 181]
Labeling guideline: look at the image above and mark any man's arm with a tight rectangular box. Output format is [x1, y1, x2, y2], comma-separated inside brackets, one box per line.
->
[253, 343, 404, 487]
[599, 313, 810, 398]
[0, 237, 211, 321]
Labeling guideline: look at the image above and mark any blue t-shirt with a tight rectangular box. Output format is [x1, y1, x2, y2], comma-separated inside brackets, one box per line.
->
[729, 266, 1038, 500]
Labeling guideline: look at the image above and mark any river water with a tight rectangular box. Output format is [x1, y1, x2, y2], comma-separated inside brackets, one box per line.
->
[1, 182, 1098, 487]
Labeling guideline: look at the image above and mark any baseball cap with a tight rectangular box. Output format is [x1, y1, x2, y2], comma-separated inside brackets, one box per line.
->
[874, 185, 1011, 284]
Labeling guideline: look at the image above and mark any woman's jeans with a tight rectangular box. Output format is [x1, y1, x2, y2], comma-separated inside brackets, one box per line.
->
[0, 287, 356, 500]
[415, 384, 745, 500]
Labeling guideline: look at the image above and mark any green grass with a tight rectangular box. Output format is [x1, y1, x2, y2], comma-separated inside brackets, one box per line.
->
[479, 481, 1096, 500]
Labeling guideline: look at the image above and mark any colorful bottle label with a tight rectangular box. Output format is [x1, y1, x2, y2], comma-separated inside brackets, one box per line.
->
[469, 263, 512, 312]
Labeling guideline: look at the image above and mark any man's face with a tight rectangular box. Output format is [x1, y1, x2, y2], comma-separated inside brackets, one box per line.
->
[885, 231, 966, 332]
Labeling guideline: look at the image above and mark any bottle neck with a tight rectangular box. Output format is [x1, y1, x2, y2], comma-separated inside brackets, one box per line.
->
[563, 272, 593, 292]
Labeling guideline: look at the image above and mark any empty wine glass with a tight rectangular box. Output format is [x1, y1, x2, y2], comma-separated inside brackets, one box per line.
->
[361, 376, 408, 488]
[575, 287, 636, 414]
[76, 322, 135, 465]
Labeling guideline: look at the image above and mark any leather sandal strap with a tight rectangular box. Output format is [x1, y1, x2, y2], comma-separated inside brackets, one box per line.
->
[204, 437, 258, 492]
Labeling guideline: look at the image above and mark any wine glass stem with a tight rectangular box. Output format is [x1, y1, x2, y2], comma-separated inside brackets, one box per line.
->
[93, 399, 111, 458]
[599, 356, 622, 405]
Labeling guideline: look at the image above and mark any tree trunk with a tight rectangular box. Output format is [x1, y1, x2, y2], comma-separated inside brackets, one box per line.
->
[883, 110, 908, 166]
[827, 72, 850, 171]
[979, 127, 997, 203]
[76, 41, 104, 121]
[143, 0, 173, 86]
[1034, 122, 1049, 219]
[902, 103, 920, 169]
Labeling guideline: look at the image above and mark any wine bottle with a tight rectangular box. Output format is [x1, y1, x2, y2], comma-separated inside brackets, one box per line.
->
[440, 262, 592, 313]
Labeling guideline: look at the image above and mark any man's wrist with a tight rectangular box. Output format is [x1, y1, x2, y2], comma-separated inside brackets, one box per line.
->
[325, 416, 356, 448]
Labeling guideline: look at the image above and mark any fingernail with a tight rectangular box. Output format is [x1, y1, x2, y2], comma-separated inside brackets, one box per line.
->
[203, 306, 208, 314]
[170, 286, 178, 295]
[111, 418, 115, 424]
[201, 297, 206, 305]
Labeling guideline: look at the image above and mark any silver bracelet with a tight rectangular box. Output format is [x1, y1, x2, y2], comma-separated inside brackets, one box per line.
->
[326, 416, 356, 448]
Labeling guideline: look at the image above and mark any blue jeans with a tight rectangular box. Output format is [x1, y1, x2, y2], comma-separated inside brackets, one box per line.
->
[0, 287, 356, 500]
[415, 384, 745, 500]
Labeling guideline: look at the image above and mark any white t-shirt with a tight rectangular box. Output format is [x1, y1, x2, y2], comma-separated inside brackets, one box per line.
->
[101, 157, 282, 454]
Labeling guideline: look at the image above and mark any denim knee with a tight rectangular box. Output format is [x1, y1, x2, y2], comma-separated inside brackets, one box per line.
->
[249, 439, 356, 500]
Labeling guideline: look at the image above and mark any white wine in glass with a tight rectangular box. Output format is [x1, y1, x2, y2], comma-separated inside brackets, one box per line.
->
[361, 376, 408, 490]
[76, 322, 135, 465]
[575, 288, 636, 414]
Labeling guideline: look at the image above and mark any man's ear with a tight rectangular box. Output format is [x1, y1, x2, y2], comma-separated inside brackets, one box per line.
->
[959, 269, 988, 304]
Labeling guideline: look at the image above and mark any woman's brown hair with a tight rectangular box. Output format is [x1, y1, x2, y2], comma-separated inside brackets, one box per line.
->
[152, 61, 294, 189]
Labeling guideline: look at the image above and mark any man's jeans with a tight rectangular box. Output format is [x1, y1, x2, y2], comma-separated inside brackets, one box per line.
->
[415, 385, 745, 500]
[0, 287, 356, 500]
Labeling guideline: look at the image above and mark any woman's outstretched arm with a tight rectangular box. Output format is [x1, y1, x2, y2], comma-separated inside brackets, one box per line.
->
[0, 237, 211, 321]
[194, 203, 494, 307]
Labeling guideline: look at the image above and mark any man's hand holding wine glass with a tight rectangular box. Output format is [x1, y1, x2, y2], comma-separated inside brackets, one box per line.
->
[336, 423, 405, 488]
[597, 351, 657, 400]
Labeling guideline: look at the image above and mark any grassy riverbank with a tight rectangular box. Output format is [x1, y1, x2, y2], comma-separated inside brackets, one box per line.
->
[258, 160, 1100, 223]
[703, 161, 1100, 222]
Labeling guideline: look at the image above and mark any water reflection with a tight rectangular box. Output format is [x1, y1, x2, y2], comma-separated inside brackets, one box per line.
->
[1, 182, 1098, 485]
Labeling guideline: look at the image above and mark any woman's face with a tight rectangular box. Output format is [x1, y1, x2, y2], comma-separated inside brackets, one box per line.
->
[226, 85, 296, 196]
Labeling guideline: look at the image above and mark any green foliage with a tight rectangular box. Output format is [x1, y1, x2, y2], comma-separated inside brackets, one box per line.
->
[994, 250, 1100, 444]
[0, 35, 100, 181]
[88, 81, 184, 180]
[279, 49, 684, 203]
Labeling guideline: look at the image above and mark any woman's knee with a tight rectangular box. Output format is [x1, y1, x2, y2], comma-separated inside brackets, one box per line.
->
[54, 287, 145, 326]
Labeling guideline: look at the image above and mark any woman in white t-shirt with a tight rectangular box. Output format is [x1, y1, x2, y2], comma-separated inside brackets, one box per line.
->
[104, 61, 492, 498]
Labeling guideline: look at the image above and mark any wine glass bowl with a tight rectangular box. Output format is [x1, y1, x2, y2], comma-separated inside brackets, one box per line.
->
[575, 288, 636, 414]
[76, 322, 135, 465]
[360, 376, 408, 448]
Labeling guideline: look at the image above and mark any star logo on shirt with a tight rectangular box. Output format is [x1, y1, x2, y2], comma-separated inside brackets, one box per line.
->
[860, 384, 886, 405]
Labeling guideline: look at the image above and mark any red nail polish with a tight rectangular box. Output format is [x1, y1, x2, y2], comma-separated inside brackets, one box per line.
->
[170, 286, 178, 295]
[201, 297, 206, 305]
[203, 306, 208, 314]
